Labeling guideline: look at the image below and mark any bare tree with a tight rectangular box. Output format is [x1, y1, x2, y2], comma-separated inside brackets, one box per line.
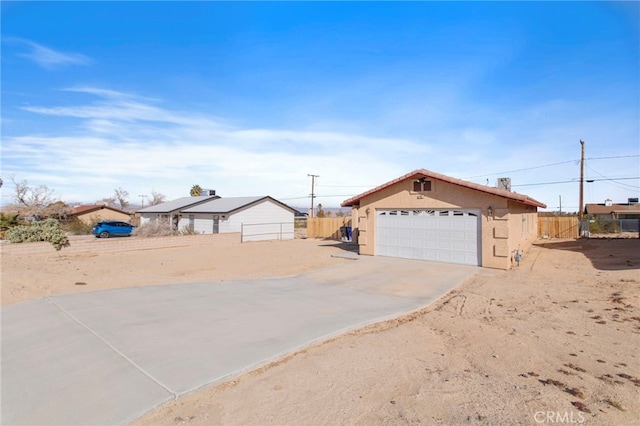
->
[9, 176, 59, 219]
[97, 196, 116, 207]
[41, 201, 71, 221]
[149, 190, 166, 206]
[114, 187, 129, 210]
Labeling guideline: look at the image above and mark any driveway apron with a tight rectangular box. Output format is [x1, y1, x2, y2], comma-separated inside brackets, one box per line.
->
[2, 256, 480, 425]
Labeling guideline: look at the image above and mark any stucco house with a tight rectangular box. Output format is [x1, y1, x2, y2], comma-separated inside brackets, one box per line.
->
[139, 195, 297, 241]
[584, 199, 640, 220]
[71, 204, 132, 225]
[584, 199, 640, 233]
[341, 169, 546, 270]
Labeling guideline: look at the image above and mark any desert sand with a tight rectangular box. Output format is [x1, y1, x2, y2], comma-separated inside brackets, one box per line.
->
[2, 237, 639, 425]
[0, 238, 350, 307]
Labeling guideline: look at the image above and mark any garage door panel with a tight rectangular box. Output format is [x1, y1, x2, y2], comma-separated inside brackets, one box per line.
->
[376, 209, 480, 266]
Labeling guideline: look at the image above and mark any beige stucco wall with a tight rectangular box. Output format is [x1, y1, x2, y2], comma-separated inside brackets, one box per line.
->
[76, 209, 132, 225]
[349, 178, 539, 270]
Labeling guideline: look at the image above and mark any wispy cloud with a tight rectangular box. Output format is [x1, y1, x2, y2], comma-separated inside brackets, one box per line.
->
[3, 86, 637, 208]
[3, 87, 426, 204]
[8, 38, 92, 69]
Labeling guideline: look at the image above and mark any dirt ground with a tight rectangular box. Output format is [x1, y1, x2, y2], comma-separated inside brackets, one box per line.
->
[0, 238, 350, 306]
[2, 237, 639, 425]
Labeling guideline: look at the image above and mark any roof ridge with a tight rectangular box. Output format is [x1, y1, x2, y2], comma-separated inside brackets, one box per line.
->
[342, 168, 546, 208]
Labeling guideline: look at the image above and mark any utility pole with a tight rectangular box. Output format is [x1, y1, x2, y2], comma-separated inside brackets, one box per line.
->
[559, 195, 562, 215]
[308, 174, 319, 217]
[579, 140, 585, 220]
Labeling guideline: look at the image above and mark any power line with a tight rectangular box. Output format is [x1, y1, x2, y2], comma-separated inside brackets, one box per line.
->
[588, 154, 640, 160]
[463, 160, 577, 179]
[316, 184, 372, 188]
[279, 196, 311, 201]
[464, 154, 638, 180]
[512, 177, 639, 187]
[586, 164, 640, 190]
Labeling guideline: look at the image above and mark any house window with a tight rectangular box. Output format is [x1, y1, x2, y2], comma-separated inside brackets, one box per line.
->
[413, 180, 432, 192]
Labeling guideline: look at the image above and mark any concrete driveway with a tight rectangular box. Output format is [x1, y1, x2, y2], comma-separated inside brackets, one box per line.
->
[2, 255, 480, 425]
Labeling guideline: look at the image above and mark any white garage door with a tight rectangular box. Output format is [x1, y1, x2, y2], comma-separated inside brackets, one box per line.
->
[376, 209, 481, 266]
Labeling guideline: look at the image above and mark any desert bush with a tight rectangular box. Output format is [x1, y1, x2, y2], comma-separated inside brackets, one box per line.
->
[63, 217, 94, 235]
[132, 220, 178, 238]
[1, 213, 21, 240]
[6, 218, 69, 250]
[179, 225, 200, 235]
[589, 217, 620, 234]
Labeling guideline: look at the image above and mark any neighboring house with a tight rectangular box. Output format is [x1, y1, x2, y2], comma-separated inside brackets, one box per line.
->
[181, 196, 297, 241]
[138, 195, 219, 228]
[71, 204, 132, 225]
[584, 199, 640, 220]
[341, 168, 546, 270]
[138, 195, 297, 242]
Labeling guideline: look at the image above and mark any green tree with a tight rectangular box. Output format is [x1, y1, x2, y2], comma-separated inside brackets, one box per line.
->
[190, 184, 202, 196]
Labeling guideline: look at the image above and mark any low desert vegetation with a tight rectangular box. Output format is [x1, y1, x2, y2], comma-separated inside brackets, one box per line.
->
[133, 220, 202, 237]
[63, 217, 95, 235]
[132, 220, 177, 237]
[132, 220, 200, 238]
[5, 218, 69, 250]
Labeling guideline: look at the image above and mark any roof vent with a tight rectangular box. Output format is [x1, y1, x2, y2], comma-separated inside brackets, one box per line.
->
[496, 177, 511, 192]
[604, 199, 613, 206]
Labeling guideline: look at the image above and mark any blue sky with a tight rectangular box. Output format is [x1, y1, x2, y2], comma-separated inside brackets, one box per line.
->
[2, 1, 638, 212]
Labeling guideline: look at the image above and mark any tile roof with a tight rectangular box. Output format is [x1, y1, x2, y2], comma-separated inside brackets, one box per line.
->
[341, 168, 547, 208]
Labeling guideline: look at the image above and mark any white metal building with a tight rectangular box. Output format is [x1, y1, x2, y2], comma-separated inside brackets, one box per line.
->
[180, 196, 297, 241]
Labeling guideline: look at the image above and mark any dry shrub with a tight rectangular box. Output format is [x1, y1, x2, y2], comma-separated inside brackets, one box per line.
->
[133, 220, 178, 238]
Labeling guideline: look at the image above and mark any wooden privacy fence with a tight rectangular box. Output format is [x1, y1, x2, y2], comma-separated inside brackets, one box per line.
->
[307, 217, 352, 240]
[538, 216, 579, 239]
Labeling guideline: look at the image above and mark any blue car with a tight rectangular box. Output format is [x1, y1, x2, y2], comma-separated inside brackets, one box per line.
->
[91, 221, 135, 238]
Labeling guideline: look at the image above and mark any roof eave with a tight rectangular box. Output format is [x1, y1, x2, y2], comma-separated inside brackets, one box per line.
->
[341, 168, 547, 209]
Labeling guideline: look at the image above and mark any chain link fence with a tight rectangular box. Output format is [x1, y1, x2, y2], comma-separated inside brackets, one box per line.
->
[580, 218, 640, 238]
